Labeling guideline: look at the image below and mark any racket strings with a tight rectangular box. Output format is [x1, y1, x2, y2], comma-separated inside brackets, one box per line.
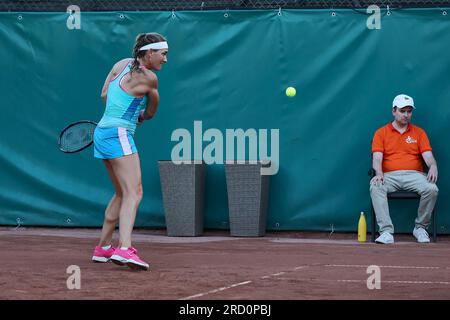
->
[59, 123, 96, 152]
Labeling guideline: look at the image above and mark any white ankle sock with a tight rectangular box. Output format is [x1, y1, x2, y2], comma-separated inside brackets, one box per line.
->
[120, 247, 128, 250]
[101, 245, 111, 250]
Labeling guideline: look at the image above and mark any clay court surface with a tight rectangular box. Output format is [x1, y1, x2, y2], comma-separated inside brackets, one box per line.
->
[1, 227, 450, 300]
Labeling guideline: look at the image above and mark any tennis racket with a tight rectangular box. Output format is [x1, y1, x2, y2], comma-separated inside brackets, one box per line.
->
[58, 120, 97, 153]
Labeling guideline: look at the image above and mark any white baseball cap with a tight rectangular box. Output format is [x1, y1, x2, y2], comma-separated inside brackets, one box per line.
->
[392, 94, 415, 109]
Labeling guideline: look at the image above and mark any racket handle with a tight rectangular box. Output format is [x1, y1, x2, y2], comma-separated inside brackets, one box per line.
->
[138, 110, 145, 123]
[139, 109, 154, 122]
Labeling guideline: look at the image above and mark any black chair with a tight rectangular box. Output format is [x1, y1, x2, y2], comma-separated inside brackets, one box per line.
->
[369, 168, 437, 242]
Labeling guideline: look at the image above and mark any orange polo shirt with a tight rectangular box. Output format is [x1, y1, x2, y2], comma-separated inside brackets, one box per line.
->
[372, 123, 432, 173]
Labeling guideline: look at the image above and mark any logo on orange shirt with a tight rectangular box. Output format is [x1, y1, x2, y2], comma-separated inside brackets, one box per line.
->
[405, 136, 417, 144]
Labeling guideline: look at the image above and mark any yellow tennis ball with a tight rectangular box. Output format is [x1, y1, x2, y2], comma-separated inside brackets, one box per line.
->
[286, 87, 296, 97]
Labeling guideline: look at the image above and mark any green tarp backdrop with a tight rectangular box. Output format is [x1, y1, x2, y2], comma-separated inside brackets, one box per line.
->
[0, 9, 449, 233]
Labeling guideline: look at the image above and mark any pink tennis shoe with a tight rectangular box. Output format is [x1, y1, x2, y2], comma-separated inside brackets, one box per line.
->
[110, 247, 150, 271]
[92, 245, 116, 263]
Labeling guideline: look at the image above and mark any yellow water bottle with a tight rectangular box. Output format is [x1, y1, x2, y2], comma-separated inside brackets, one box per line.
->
[358, 211, 367, 242]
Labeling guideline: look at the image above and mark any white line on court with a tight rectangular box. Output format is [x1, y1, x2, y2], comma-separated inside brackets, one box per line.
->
[294, 266, 307, 270]
[0, 229, 241, 244]
[325, 264, 441, 269]
[181, 263, 448, 299]
[267, 278, 450, 286]
[337, 279, 450, 285]
[180, 281, 253, 300]
[181, 266, 308, 300]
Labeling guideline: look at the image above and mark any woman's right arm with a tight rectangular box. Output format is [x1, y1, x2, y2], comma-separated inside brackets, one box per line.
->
[140, 73, 159, 121]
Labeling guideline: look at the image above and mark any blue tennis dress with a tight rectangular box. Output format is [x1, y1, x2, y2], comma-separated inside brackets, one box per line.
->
[94, 62, 147, 159]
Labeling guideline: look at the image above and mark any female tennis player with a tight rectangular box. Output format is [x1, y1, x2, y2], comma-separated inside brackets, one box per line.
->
[91, 33, 168, 270]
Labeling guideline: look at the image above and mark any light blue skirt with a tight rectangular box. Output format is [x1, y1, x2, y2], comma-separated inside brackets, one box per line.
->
[93, 127, 137, 159]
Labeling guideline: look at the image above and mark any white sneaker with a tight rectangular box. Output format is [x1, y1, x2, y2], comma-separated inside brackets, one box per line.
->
[413, 227, 430, 243]
[375, 232, 394, 244]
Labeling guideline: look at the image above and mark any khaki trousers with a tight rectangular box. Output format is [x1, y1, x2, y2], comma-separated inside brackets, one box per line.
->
[369, 170, 438, 234]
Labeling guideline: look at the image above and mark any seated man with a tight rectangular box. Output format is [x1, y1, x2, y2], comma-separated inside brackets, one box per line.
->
[370, 94, 438, 244]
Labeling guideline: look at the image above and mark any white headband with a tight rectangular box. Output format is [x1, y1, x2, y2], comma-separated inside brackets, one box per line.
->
[139, 41, 168, 51]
